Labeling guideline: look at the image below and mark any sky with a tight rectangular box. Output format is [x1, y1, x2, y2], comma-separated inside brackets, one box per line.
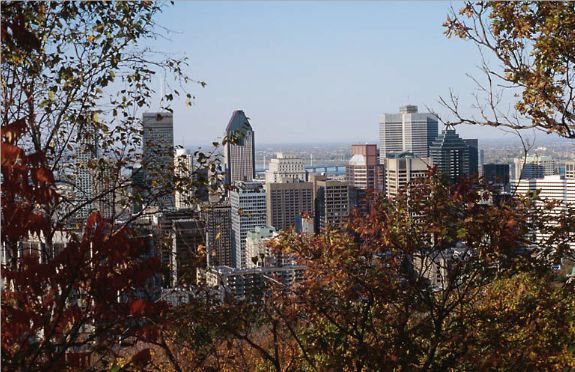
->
[145, 1, 531, 146]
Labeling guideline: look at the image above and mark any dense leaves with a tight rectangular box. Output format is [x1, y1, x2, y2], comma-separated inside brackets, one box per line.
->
[153, 175, 575, 370]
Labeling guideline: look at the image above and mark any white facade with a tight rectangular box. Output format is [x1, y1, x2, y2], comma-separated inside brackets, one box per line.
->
[205, 264, 305, 300]
[511, 175, 575, 250]
[513, 155, 555, 180]
[384, 156, 431, 199]
[265, 153, 306, 183]
[379, 105, 438, 159]
[245, 226, 278, 268]
[565, 161, 575, 180]
[174, 148, 193, 210]
[230, 181, 267, 268]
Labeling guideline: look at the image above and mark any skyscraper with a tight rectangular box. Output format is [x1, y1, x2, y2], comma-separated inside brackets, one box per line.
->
[429, 129, 471, 183]
[230, 181, 267, 268]
[73, 124, 99, 221]
[266, 181, 314, 231]
[265, 153, 306, 183]
[379, 105, 438, 159]
[143, 112, 175, 209]
[224, 110, 255, 185]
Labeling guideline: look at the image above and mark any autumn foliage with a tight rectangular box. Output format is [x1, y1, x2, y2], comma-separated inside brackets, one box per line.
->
[153, 175, 575, 370]
[2, 116, 168, 369]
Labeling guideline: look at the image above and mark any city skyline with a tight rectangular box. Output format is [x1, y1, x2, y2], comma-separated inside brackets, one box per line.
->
[144, 2, 569, 146]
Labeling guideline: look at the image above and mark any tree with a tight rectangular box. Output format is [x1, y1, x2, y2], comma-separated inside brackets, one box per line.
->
[2, 116, 167, 370]
[442, 2, 575, 138]
[152, 175, 575, 370]
[1, 1, 205, 232]
[1, 2, 209, 369]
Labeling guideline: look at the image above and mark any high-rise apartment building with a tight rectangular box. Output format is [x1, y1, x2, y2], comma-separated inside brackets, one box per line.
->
[230, 181, 267, 268]
[224, 110, 255, 185]
[513, 155, 555, 180]
[143, 112, 175, 209]
[266, 181, 314, 231]
[312, 176, 350, 232]
[384, 154, 431, 199]
[265, 153, 306, 183]
[379, 105, 438, 158]
[202, 201, 233, 267]
[429, 129, 471, 183]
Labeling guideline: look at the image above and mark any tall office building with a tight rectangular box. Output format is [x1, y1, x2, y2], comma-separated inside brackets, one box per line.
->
[346, 144, 385, 191]
[266, 181, 314, 231]
[143, 112, 175, 209]
[230, 181, 267, 268]
[379, 105, 438, 159]
[73, 125, 99, 221]
[347, 144, 384, 210]
[384, 154, 431, 199]
[265, 153, 306, 183]
[312, 175, 350, 232]
[202, 201, 233, 267]
[224, 110, 255, 185]
[429, 129, 471, 183]
[463, 139, 479, 176]
[513, 155, 555, 180]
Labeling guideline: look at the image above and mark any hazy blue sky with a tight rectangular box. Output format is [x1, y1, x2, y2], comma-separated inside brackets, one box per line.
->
[147, 1, 525, 145]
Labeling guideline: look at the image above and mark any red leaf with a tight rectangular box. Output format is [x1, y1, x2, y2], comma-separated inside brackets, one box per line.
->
[31, 167, 54, 184]
[1, 118, 26, 144]
[1, 143, 24, 166]
[129, 299, 148, 316]
[130, 348, 151, 366]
